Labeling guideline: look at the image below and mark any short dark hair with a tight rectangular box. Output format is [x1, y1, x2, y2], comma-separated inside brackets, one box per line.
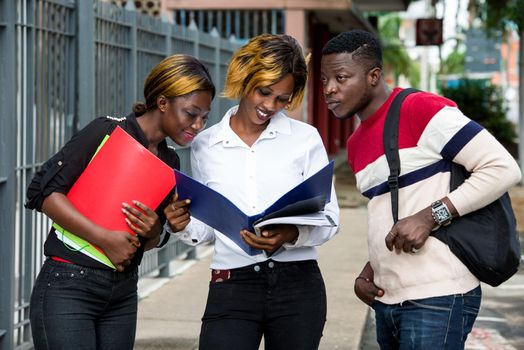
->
[322, 29, 383, 71]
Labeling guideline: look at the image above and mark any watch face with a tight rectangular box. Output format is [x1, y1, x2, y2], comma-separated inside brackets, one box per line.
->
[432, 201, 452, 225]
[434, 207, 450, 222]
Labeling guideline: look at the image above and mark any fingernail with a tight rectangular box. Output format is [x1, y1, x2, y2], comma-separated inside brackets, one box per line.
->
[133, 200, 138, 205]
[186, 199, 191, 204]
[122, 202, 128, 208]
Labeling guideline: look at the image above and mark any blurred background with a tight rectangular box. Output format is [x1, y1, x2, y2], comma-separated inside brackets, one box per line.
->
[1, 0, 523, 349]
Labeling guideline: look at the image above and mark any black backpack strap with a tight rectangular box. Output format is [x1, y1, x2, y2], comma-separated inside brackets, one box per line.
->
[383, 88, 419, 223]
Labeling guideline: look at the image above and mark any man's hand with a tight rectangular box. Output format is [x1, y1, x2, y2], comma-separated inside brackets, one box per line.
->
[354, 262, 384, 305]
[385, 207, 435, 254]
[354, 276, 385, 305]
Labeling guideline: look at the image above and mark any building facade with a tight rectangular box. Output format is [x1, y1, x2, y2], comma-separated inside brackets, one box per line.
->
[159, 0, 411, 155]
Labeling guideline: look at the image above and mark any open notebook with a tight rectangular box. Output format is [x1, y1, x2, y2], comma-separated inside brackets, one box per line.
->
[174, 161, 336, 255]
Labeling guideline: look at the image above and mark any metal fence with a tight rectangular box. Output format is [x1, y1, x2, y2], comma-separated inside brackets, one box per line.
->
[172, 9, 285, 40]
[0, 1, 239, 349]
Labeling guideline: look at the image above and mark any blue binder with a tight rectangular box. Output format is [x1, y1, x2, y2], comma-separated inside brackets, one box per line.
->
[174, 161, 334, 255]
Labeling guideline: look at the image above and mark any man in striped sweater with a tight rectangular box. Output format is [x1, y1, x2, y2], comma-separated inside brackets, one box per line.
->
[320, 29, 521, 349]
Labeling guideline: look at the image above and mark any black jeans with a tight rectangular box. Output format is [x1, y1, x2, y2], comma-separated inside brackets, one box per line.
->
[199, 259, 327, 350]
[30, 259, 138, 350]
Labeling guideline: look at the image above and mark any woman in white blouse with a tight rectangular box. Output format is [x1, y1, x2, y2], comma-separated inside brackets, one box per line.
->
[166, 34, 340, 350]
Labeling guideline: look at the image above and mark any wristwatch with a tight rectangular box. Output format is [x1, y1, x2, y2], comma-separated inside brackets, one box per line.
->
[431, 200, 452, 226]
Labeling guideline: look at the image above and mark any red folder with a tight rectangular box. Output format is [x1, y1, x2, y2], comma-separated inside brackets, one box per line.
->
[67, 126, 176, 234]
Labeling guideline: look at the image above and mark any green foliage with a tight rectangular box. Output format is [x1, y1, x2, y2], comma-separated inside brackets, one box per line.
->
[473, 0, 522, 159]
[475, 0, 524, 33]
[407, 61, 420, 88]
[378, 13, 420, 87]
[442, 79, 517, 145]
[440, 50, 465, 75]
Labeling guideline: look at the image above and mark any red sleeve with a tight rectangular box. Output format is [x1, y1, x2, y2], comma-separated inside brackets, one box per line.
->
[399, 91, 457, 148]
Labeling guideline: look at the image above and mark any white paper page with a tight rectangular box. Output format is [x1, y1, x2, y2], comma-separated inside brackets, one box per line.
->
[253, 212, 335, 236]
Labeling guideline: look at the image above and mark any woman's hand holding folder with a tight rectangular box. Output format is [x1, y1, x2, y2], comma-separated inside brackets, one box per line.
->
[42, 192, 140, 272]
[99, 229, 140, 272]
[164, 194, 192, 233]
[240, 224, 299, 254]
[122, 200, 162, 250]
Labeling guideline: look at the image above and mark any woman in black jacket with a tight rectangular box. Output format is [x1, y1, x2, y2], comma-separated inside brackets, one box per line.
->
[26, 54, 215, 350]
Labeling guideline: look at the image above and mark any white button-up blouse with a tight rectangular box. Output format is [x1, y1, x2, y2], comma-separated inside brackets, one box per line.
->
[168, 106, 340, 269]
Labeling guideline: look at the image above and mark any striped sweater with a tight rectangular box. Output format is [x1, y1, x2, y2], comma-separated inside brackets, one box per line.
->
[348, 87, 521, 304]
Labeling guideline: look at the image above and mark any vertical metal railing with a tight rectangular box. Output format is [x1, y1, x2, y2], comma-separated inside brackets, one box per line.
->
[172, 9, 285, 41]
[13, 1, 77, 349]
[0, 0, 17, 348]
[0, 1, 241, 349]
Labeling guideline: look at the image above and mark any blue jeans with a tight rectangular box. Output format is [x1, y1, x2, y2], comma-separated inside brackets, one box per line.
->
[199, 259, 327, 350]
[372, 286, 481, 350]
[30, 259, 138, 350]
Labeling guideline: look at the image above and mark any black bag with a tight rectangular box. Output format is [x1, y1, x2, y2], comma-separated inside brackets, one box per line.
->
[383, 88, 521, 287]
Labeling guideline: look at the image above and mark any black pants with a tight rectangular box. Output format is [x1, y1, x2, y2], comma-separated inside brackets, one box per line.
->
[30, 259, 138, 350]
[199, 259, 327, 350]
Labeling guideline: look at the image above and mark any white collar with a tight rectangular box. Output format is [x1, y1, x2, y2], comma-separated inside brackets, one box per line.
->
[208, 105, 292, 147]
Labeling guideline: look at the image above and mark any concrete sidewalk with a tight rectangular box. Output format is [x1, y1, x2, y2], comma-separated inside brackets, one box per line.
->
[134, 164, 371, 350]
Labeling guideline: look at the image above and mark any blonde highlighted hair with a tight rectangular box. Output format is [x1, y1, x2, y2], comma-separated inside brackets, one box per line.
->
[223, 34, 308, 111]
[134, 54, 215, 115]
